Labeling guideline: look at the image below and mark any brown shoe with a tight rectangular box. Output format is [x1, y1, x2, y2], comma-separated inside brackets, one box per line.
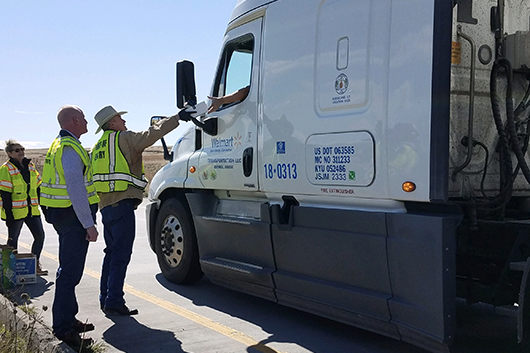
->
[37, 261, 48, 276]
[73, 319, 95, 333]
[104, 304, 138, 316]
[56, 330, 93, 352]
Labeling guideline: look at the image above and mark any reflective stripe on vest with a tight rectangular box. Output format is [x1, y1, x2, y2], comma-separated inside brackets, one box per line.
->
[92, 130, 148, 193]
[40, 135, 99, 208]
[0, 160, 42, 220]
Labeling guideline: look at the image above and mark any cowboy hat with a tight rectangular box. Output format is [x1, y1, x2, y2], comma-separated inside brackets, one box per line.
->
[94, 105, 127, 133]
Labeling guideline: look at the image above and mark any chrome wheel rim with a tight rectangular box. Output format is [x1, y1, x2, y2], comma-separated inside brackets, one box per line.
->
[160, 215, 184, 268]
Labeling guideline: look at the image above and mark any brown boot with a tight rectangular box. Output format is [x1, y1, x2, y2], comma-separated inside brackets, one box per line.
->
[37, 261, 48, 276]
[56, 330, 93, 352]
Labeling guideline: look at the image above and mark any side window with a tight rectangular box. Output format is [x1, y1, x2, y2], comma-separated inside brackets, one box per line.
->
[213, 34, 254, 109]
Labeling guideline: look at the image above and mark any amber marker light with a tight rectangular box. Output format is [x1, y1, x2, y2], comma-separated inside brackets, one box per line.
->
[402, 181, 416, 192]
[189, 166, 196, 173]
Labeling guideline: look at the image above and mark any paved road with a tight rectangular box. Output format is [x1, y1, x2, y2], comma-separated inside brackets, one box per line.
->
[0, 200, 523, 353]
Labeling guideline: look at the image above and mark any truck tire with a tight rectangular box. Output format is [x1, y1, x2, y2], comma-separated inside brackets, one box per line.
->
[154, 198, 203, 284]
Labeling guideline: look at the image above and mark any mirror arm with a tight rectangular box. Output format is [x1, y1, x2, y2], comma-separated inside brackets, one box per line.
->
[160, 137, 173, 161]
[190, 116, 218, 136]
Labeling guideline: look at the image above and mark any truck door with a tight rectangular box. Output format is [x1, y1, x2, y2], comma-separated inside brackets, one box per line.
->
[187, 17, 278, 301]
[197, 19, 261, 191]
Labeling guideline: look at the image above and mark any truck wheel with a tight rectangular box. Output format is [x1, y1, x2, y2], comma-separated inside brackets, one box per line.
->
[154, 198, 203, 284]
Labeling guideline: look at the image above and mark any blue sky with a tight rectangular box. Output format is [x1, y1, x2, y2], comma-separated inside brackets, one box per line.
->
[0, 1, 236, 149]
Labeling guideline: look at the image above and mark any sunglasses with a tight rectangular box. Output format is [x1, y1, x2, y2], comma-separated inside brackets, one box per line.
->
[12, 148, 25, 153]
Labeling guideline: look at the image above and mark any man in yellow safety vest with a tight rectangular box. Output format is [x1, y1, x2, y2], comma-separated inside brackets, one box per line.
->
[92, 105, 192, 316]
[40, 105, 99, 351]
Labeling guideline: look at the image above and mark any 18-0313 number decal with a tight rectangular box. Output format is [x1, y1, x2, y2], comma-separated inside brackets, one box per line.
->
[264, 163, 297, 179]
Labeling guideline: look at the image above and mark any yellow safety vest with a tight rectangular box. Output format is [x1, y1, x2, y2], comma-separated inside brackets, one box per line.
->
[0, 160, 42, 220]
[40, 133, 99, 208]
[92, 130, 148, 193]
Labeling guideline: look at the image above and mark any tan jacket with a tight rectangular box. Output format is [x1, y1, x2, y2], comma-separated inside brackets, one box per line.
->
[97, 115, 179, 209]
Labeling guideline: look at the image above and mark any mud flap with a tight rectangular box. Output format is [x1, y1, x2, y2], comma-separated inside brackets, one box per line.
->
[386, 213, 459, 352]
[516, 257, 530, 344]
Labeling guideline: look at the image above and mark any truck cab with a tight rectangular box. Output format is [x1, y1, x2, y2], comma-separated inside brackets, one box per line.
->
[147, 1, 530, 351]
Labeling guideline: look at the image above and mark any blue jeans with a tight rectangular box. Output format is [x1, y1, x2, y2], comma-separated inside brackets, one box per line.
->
[100, 199, 137, 308]
[51, 205, 97, 337]
[7, 215, 45, 259]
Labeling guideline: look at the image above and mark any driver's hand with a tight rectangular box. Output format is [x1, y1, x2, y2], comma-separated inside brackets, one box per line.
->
[207, 96, 223, 113]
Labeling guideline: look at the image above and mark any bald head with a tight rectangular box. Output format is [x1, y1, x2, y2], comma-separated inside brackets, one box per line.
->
[57, 105, 88, 138]
[57, 105, 83, 127]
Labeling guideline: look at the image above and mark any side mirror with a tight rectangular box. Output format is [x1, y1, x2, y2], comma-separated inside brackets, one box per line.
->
[176, 60, 197, 108]
[176, 62, 218, 136]
[150, 116, 173, 161]
[150, 116, 164, 126]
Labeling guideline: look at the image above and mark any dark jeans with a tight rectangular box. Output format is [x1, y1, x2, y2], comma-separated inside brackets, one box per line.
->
[100, 199, 137, 309]
[7, 215, 45, 259]
[51, 205, 97, 337]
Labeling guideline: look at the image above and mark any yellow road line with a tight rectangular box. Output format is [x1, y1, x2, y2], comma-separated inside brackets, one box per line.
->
[0, 233, 284, 353]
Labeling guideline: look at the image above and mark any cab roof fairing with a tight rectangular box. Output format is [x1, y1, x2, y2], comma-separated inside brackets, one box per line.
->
[229, 0, 279, 24]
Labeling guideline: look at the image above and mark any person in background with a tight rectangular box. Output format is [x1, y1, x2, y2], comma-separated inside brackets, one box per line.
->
[40, 105, 99, 352]
[92, 105, 192, 316]
[0, 139, 48, 276]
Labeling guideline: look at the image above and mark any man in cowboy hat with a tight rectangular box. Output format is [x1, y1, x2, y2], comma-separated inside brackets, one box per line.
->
[92, 105, 193, 315]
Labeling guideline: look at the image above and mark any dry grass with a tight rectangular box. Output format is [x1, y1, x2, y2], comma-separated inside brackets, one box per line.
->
[141, 146, 169, 183]
[0, 290, 108, 353]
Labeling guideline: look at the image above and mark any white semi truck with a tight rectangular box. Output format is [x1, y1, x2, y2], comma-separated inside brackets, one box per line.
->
[146, 0, 530, 351]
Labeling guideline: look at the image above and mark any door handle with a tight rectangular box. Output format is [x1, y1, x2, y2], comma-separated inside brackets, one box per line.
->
[243, 147, 253, 177]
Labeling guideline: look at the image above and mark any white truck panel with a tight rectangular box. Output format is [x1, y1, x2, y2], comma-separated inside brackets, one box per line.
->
[258, 0, 433, 201]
